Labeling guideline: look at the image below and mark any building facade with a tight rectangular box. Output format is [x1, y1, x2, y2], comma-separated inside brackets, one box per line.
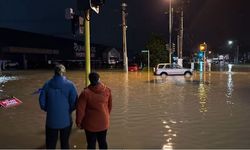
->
[0, 27, 122, 70]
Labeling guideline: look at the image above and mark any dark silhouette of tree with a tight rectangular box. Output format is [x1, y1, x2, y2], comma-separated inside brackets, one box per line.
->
[145, 34, 168, 67]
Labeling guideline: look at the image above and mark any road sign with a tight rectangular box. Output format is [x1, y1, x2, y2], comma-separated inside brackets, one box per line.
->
[0, 97, 22, 108]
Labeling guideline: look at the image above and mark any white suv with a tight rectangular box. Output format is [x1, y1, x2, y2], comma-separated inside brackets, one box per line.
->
[154, 63, 193, 76]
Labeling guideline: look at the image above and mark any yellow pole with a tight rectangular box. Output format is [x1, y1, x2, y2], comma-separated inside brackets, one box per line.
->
[85, 10, 91, 87]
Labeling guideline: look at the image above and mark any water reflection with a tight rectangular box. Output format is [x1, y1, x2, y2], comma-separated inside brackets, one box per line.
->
[123, 72, 129, 112]
[226, 72, 234, 98]
[151, 76, 168, 84]
[151, 75, 188, 85]
[1, 71, 250, 149]
[0, 75, 19, 99]
[147, 70, 150, 82]
[0, 76, 19, 84]
[162, 120, 175, 150]
[198, 72, 208, 114]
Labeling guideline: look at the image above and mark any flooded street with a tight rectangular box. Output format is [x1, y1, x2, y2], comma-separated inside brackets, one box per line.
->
[0, 69, 250, 149]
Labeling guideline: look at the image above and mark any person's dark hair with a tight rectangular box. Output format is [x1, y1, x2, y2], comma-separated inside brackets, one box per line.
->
[54, 64, 66, 76]
[89, 72, 100, 86]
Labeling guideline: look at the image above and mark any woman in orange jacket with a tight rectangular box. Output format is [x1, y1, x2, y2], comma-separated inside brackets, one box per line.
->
[76, 72, 112, 149]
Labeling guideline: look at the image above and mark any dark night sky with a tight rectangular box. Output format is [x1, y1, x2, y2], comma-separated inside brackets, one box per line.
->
[0, 0, 250, 55]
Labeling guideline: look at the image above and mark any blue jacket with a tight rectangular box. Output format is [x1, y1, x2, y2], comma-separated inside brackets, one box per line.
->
[39, 75, 78, 129]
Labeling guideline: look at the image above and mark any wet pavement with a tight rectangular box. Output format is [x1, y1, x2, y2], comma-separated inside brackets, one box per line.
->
[0, 66, 250, 149]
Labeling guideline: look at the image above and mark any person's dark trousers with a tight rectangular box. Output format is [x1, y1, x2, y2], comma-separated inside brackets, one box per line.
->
[46, 124, 72, 149]
[85, 129, 108, 149]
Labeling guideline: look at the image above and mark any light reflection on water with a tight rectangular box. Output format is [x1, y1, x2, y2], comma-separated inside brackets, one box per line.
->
[0, 76, 19, 84]
[0, 70, 250, 149]
[226, 72, 234, 98]
[0, 75, 19, 99]
[198, 72, 209, 114]
[162, 120, 176, 150]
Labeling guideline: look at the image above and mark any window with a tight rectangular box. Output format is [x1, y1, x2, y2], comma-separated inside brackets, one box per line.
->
[158, 65, 165, 69]
[165, 65, 171, 68]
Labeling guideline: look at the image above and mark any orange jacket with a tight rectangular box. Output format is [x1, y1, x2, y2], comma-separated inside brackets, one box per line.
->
[76, 83, 112, 132]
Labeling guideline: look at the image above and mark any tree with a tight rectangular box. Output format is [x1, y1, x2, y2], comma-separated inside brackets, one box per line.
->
[145, 34, 168, 67]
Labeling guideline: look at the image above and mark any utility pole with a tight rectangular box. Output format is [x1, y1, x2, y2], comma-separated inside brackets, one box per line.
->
[169, 0, 172, 64]
[179, 10, 184, 59]
[235, 45, 239, 64]
[122, 2, 128, 72]
[236, 43, 240, 64]
[177, 35, 180, 58]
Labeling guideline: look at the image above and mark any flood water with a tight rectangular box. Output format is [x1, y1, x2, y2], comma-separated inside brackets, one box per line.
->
[0, 68, 250, 149]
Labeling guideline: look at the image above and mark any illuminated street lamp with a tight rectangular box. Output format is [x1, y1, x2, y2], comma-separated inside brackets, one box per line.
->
[227, 40, 239, 64]
[228, 40, 233, 45]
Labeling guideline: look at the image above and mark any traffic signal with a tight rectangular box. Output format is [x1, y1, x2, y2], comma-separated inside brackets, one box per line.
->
[65, 8, 74, 20]
[172, 43, 176, 53]
[199, 43, 207, 52]
[71, 15, 84, 35]
[77, 0, 105, 13]
[198, 51, 204, 59]
[92, 0, 105, 6]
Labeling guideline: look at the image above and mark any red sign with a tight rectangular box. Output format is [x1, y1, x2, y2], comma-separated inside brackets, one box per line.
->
[0, 97, 22, 108]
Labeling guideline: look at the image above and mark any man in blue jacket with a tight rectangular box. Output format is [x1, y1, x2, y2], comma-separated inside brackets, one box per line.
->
[39, 64, 78, 149]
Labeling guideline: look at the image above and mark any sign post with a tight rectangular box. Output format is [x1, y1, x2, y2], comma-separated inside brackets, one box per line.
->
[75, 0, 105, 86]
[142, 50, 150, 72]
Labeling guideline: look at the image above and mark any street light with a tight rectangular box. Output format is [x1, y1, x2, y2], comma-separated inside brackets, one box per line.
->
[227, 40, 239, 64]
[228, 40, 233, 45]
[142, 50, 150, 72]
